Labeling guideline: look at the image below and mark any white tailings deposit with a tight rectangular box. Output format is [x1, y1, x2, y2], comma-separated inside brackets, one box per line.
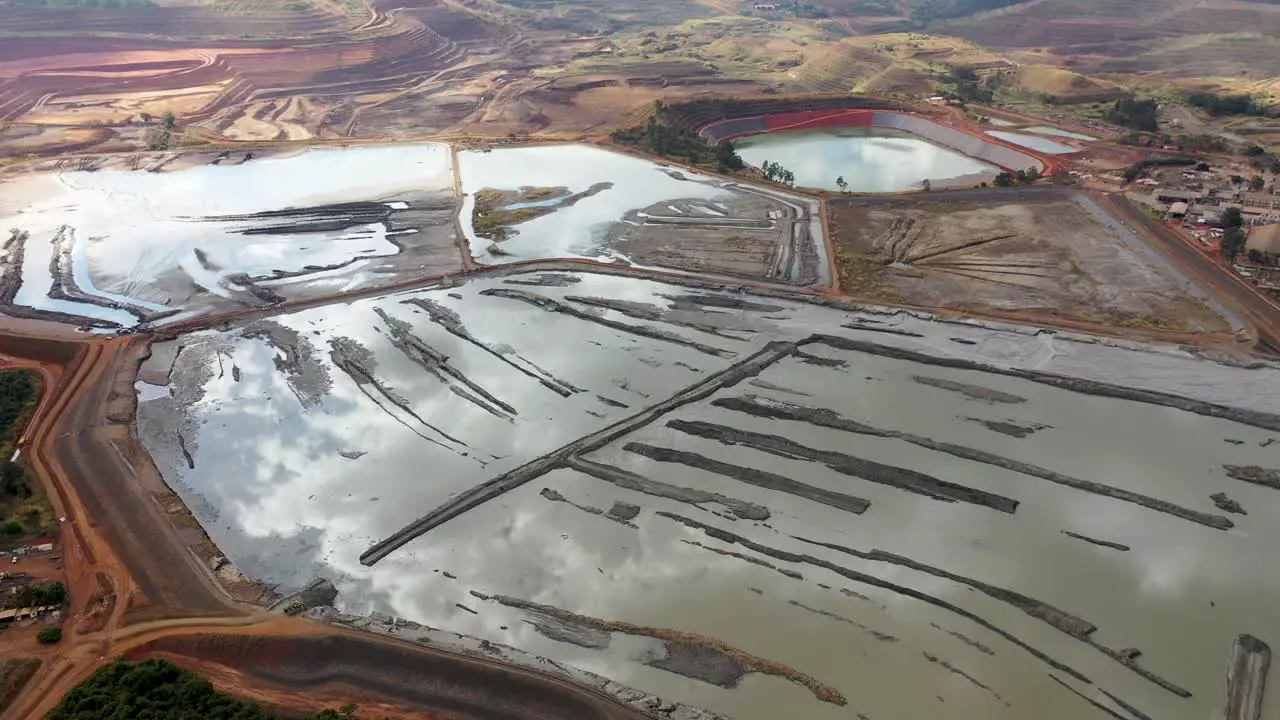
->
[455, 144, 829, 286]
[138, 268, 1280, 720]
[0, 143, 460, 328]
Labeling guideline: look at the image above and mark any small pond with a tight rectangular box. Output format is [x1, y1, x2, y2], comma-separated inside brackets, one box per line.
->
[734, 127, 1000, 192]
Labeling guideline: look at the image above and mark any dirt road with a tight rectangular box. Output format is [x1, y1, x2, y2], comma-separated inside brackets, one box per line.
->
[1101, 194, 1280, 354]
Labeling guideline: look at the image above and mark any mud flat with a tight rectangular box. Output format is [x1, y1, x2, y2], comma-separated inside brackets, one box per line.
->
[0, 143, 462, 328]
[1224, 635, 1270, 720]
[827, 190, 1234, 334]
[140, 268, 1280, 720]
[456, 145, 828, 286]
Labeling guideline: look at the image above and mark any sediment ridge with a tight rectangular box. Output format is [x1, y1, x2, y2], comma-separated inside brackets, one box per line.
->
[666, 419, 1019, 513]
[712, 394, 1231, 530]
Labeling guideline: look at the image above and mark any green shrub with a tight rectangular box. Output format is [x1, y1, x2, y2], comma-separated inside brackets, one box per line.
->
[36, 627, 61, 644]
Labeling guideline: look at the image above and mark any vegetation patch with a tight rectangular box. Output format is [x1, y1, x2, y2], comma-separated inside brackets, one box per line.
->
[471, 183, 613, 241]
[5, 581, 67, 609]
[47, 659, 369, 720]
[0, 659, 40, 716]
[0, 370, 51, 544]
[611, 102, 745, 171]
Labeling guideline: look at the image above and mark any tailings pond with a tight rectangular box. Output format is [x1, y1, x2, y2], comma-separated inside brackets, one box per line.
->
[0, 143, 461, 328]
[456, 144, 828, 285]
[138, 268, 1280, 720]
[733, 127, 1000, 192]
[986, 131, 1077, 155]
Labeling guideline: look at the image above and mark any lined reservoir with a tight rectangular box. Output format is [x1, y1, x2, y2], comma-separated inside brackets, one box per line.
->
[986, 130, 1076, 154]
[733, 127, 1001, 192]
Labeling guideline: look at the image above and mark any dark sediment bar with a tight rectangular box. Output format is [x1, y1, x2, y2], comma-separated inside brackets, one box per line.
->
[712, 394, 1231, 530]
[814, 335, 1280, 432]
[479, 288, 733, 357]
[360, 341, 800, 566]
[794, 537, 1096, 639]
[1225, 635, 1270, 720]
[1223, 465, 1280, 490]
[1061, 531, 1130, 552]
[1047, 675, 1127, 720]
[564, 295, 753, 339]
[402, 297, 582, 397]
[624, 442, 870, 515]
[667, 418, 1019, 513]
[569, 457, 771, 520]
[655, 511, 1094, 684]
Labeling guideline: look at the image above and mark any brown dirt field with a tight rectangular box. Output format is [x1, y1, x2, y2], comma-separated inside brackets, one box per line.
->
[828, 189, 1233, 335]
[0, 659, 41, 716]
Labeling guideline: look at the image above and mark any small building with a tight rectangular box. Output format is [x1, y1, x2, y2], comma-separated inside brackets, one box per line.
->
[1168, 201, 1189, 218]
[1157, 189, 1201, 204]
[1246, 224, 1280, 263]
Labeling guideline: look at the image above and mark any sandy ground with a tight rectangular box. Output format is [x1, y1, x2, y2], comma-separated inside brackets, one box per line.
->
[829, 188, 1234, 335]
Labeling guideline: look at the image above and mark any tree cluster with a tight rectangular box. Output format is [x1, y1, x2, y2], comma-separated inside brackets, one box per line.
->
[1222, 206, 1248, 261]
[611, 103, 747, 171]
[148, 112, 177, 151]
[759, 160, 795, 185]
[773, 1, 830, 18]
[993, 167, 1040, 187]
[0, 371, 37, 445]
[1105, 98, 1159, 133]
[48, 660, 377, 720]
[1121, 156, 1195, 182]
[7, 581, 67, 609]
[1185, 91, 1265, 117]
[944, 66, 994, 104]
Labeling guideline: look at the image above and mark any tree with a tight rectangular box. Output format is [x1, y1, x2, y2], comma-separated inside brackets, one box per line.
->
[760, 160, 795, 186]
[37, 627, 61, 644]
[1223, 206, 1244, 228]
[162, 111, 176, 130]
[2, 520, 20, 536]
[1244, 144, 1266, 157]
[1248, 248, 1265, 264]
[715, 141, 744, 171]
[920, 178, 931, 192]
[1, 461, 26, 497]
[1196, 162, 1211, 172]
[835, 175, 848, 192]
[1223, 226, 1247, 261]
[994, 171, 1014, 187]
[1249, 175, 1266, 191]
[1105, 98, 1158, 132]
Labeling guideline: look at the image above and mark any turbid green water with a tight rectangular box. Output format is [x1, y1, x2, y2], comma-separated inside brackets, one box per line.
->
[734, 127, 999, 192]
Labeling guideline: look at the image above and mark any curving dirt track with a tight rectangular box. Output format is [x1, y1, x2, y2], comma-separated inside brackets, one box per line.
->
[1101, 194, 1280, 354]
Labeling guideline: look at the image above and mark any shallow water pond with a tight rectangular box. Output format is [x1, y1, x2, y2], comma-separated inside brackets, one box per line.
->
[734, 127, 999, 192]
